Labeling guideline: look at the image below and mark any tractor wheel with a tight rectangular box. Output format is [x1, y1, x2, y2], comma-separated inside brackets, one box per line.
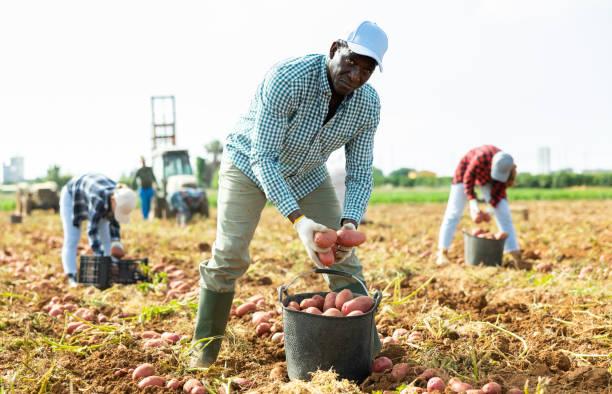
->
[151, 197, 163, 220]
[200, 197, 210, 218]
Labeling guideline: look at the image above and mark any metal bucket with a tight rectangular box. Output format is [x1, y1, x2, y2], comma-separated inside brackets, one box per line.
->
[278, 269, 382, 383]
[463, 230, 505, 266]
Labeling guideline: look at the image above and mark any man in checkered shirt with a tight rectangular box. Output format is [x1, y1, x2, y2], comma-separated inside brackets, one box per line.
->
[59, 173, 137, 287]
[190, 21, 388, 368]
[436, 145, 528, 267]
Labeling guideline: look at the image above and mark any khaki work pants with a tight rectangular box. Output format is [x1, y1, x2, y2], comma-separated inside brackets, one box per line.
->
[199, 156, 366, 293]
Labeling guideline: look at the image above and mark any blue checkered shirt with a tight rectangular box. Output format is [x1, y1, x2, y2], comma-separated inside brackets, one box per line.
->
[225, 54, 380, 223]
[66, 173, 120, 255]
[168, 188, 206, 212]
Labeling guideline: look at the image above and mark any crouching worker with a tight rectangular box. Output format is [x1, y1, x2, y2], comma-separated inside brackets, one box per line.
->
[189, 21, 388, 368]
[59, 173, 137, 287]
[436, 145, 528, 268]
[168, 187, 207, 226]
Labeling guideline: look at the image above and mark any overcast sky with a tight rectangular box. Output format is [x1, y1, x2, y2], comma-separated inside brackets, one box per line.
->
[1, 0, 611, 181]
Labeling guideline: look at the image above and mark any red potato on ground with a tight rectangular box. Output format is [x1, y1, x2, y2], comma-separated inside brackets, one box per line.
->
[323, 292, 337, 311]
[161, 332, 180, 343]
[140, 330, 161, 339]
[391, 363, 410, 380]
[74, 308, 95, 322]
[335, 289, 353, 309]
[235, 302, 257, 316]
[400, 388, 425, 394]
[392, 328, 409, 340]
[167, 379, 181, 389]
[314, 229, 337, 248]
[167, 270, 186, 280]
[419, 368, 438, 380]
[62, 294, 75, 302]
[132, 363, 155, 380]
[466, 390, 484, 394]
[506, 389, 523, 394]
[481, 382, 502, 394]
[256, 323, 271, 335]
[271, 332, 284, 343]
[143, 338, 166, 348]
[183, 379, 202, 393]
[450, 380, 473, 392]
[252, 311, 270, 325]
[114, 368, 128, 377]
[408, 331, 423, 343]
[231, 377, 251, 387]
[190, 387, 207, 394]
[341, 296, 374, 315]
[73, 323, 89, 334]
[322, 308, 343, 317]
[49, 305, 64, 318]
[336, 229, 366, 246]
[247, 294, 265, 303]
[382, 336, 397, 345]
[536, 262, 553, 272]
[66, 321, 84, 334]
[372, 356, 393, 373]
[138, 376, 165, 388]
[427, 377, 446, 392]
[170, 280, 185, 289]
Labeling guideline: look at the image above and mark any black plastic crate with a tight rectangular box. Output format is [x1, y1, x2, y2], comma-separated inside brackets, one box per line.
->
[110, 258, 149, 285]
[78, 255, 111, 289]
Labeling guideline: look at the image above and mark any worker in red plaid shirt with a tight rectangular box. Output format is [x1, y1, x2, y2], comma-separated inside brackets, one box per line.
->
[437, 145, 528, 267]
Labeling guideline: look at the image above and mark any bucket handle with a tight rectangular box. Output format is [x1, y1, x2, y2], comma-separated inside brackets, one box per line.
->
[278, 268, 375, 304]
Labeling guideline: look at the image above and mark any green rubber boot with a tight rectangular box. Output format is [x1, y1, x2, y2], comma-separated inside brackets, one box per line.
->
[333, 281, 382, 360]
[189, 288, 234, 368]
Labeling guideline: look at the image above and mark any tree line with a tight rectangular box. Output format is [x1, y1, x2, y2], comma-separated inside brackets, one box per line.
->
[373, 167, 612, 188]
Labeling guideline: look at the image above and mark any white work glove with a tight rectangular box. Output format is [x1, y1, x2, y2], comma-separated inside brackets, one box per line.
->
[468, 199, 480, 221]
[334, 222, 356, 265]
[293, 217, 330, 269]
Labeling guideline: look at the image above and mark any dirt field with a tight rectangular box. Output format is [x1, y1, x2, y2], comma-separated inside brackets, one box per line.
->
[1, 200, 611, 393]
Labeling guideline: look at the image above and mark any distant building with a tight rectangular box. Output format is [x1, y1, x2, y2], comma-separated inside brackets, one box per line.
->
[2, 156, 25, 183]
[536, 147, 551, 174]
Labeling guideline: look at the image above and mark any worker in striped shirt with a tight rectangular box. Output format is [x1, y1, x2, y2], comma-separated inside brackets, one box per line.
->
[59, 173, 137, 287]
[190, 21, 388, 368]
[436, 145, 528, 267]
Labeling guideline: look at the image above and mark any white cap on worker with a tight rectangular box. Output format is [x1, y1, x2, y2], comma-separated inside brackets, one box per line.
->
[345, 21, 388, 72]
[113, 187, 137, 223]
[491, 152, 515, 182]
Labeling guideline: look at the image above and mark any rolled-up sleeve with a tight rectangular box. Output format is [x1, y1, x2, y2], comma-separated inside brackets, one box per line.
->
[343, 110, 379, 223]
[462, 158, 479, 200]
[109, 217, 121, 242]
[87, 197, 105, 255]
[250, 72, 300, 217]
